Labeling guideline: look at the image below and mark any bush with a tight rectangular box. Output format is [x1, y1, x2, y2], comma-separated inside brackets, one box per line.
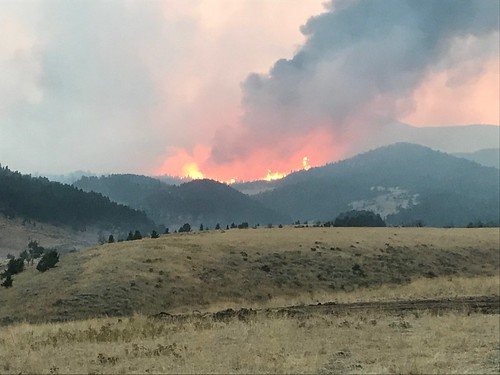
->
[133, 230, 142, 240]
[28, 240, 45, 259]
[178, 223, 191, 233]
[237, 222, 249, 229]
[1, 274, 13, 288]
[36, 250, 59, 272]
[334, 210, 386, 227]
[108, 234, 115, 243]
[6, 257, 24, 275]
[150, 230, 159, 239]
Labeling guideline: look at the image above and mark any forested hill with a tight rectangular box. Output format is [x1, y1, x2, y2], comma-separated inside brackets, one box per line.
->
[255, 143, 500, 227]
[0, 166, 154, 231]
[74, 175, 289, 228]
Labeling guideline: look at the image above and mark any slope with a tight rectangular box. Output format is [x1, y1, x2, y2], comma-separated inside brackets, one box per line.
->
[0, 227, 498, 324]
[255, 143, 499, 226]
[74, 176, 289, 228]
[0, 166, 154, 232]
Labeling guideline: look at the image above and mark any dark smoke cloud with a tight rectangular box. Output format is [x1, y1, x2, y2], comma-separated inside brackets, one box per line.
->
[210, 0, 499, 164]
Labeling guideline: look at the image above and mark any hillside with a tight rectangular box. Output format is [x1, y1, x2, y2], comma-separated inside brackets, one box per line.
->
[74, 176, 289, 228]
[0, 166, 154, 232]
[453, 148, 500, 169]
[0, 217, 97, 258]
[255, 143, 500, 226]
[0, 227, 498, 324]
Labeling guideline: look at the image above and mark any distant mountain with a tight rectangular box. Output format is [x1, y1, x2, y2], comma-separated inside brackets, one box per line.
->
[73, 175, 289, 228]
[36, 170, 96, 185]
[255, 143, 499, 227]
[0, 166, 154, 232]
[355, 123, 500, 155]
[453, 149, 500, 169]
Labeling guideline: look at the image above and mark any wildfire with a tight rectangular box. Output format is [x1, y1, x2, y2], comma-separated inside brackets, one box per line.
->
[302, 156, 311, 171]
[264, 169, 287, 181]
[182, 163, 204, 179]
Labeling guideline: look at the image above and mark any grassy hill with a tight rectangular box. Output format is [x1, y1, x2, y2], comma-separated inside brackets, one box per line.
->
[73, 175, 289, 228]
[0, 227, 497, 324]
[255, 143, 500, 226]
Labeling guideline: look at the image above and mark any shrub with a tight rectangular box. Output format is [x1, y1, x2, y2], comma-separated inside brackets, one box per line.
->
[178, 223, 191, 233]
[133, 230, 143, 240]
[6, 257, 24, 275]
[237, 222, 249, 229]
[126, 231, 134, 241]
[36, 250, 59, 272]
[150, 230, 160, 239]
[1, 274, 13, 288]
[108, 235, 115, 243]
[28, 240, 45, 258]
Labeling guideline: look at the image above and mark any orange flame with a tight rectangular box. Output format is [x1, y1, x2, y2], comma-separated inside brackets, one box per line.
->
[264, 169, 287, 181]
[182, 163, 204, 179]
[302, 156, 311, 171]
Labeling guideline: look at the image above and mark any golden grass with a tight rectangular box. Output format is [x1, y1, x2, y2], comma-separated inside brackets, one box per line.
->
[1, 227, 499, 374]
[0, 310, 498, 374]
[0, 227, 498, 323]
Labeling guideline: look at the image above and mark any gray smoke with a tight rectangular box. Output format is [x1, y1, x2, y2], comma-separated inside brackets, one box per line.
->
[210, 0, 499, 163]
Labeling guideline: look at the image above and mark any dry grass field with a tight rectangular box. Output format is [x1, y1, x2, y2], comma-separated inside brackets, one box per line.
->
[1, 310, 498, 374]
[0, 227, 498, 373]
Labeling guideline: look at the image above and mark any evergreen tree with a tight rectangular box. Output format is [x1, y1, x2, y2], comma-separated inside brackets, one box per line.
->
[178, 223, 191, 233]
[215, 223, 220, 230]
[133, 230, 142, 240]
[199, 224, 204, 231]
[108, 234, 115, 243]
[126, 231, 134, 241]
[36, 250, 59, 272]
[150, 230, 159, 239]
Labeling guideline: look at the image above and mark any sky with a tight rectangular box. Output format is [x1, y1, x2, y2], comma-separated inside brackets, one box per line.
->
[0, 0, 498, 182]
